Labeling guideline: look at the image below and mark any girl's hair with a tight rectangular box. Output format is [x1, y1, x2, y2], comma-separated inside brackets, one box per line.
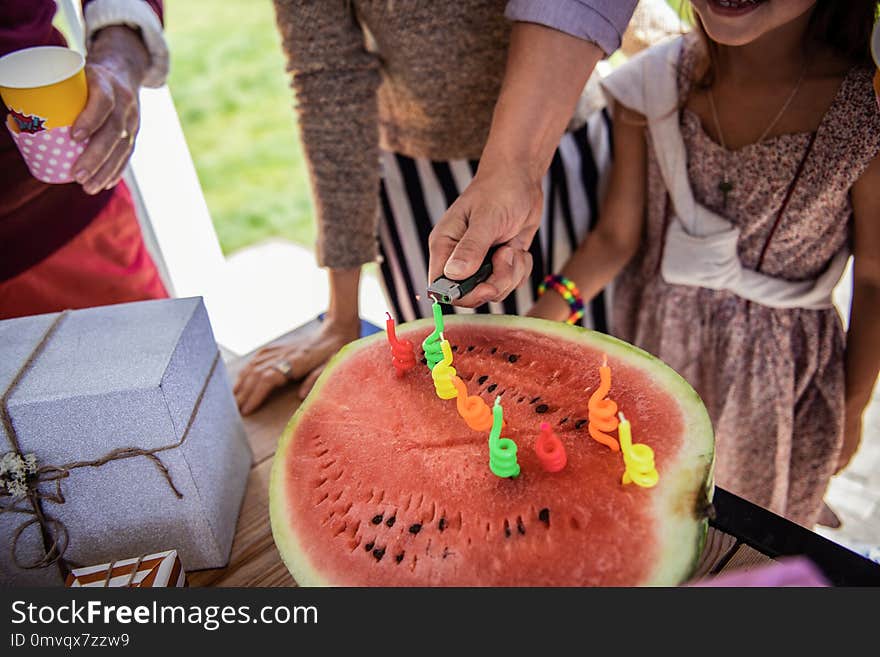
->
[683, 0, 878, 89]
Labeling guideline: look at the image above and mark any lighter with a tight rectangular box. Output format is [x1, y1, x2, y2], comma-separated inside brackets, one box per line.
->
[427, 245, 500, 305]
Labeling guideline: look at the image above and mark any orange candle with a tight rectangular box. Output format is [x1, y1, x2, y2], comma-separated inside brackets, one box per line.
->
[452, 376, 493, 432]
[587, 354, 620, 451]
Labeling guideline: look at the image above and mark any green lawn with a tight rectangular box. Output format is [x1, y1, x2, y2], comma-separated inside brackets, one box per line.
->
[165, 0, 314, 255]
[165, 0, 688, 256]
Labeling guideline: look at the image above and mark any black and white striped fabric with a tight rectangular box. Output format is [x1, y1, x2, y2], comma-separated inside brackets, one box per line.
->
[378, 109, 614, 330]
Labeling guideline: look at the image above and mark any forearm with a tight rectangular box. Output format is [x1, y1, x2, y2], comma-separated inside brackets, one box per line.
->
[845, 279, 880, 415]
[326, 268, 361, 326]
[529, 225, 638, 321]
[479, 22, 603, 182]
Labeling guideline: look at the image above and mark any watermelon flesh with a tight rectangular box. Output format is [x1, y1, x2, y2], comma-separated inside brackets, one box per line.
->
[270, 316, 715, 586]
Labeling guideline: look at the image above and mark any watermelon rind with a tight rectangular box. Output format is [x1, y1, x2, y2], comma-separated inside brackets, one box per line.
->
[270, 316, 715, 587]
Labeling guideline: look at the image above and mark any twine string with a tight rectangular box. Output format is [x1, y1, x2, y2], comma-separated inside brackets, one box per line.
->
[0, 311, 220, 572]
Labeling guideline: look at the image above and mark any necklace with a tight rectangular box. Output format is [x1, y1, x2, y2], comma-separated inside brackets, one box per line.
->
[707, 61, 807, 209]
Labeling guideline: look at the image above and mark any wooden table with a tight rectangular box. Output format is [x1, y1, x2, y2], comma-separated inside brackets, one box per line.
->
[190, 323, 880, 587]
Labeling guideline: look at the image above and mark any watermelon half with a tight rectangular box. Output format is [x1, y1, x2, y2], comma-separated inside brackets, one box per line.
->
[270, 316, 714, 586]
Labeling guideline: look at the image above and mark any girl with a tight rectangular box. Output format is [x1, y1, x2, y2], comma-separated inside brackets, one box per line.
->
[529, 0, 880, 526]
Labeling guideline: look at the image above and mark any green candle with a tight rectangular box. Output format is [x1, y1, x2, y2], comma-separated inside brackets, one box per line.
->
[489, 397, 520, 479]
[421, 301, 445, 370]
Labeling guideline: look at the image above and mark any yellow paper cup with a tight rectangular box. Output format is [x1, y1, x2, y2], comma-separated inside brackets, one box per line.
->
[0, 46, 87, 131]
[0, 47, 88, 184]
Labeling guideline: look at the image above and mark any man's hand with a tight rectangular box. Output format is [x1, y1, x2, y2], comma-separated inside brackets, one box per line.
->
[72, 26, 150, 195]
[427, 22, 603, 306]
[428, 161, 539, 307]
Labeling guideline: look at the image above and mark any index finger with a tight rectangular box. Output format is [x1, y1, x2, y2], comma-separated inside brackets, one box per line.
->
[71, 66, 115, 141]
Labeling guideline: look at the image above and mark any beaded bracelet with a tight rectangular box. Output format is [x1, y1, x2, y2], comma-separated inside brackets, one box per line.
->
[537, 274, 585, 325]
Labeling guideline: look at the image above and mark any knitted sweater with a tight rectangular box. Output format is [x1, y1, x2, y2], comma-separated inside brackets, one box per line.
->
[272, 0, 640, 269]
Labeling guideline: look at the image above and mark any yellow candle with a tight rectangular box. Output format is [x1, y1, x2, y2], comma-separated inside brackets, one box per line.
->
[618, 412, 659, 488]
[431, 336, 458, 400]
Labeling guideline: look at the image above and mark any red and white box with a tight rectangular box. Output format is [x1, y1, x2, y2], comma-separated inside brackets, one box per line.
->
[65, 550, 186, 588]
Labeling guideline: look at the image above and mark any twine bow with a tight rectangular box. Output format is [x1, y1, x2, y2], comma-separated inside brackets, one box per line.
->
[0, 311, 219, 576]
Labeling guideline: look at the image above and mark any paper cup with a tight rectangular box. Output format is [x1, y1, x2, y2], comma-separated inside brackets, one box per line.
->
[0, 46, 88, 183]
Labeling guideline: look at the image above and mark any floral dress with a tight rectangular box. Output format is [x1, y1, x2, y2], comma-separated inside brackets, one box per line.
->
[612, 37, 880, 525]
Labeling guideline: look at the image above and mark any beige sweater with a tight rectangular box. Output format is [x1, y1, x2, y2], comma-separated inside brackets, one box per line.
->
[272, 0, 681, 269]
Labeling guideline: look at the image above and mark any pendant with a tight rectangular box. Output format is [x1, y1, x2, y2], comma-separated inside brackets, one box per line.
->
[718, 179, 733, 209]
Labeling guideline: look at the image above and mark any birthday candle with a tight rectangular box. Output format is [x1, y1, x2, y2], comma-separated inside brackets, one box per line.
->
[587, 355, 620, 452]
[535, 422, 567, 473]
[488, 397, 520, 478]
[422, 302, 445, 370]
[431, 336, 458, 400]
[618, 412, 658, 488]
[452, 376, 494, 432]
[385, 312, 416, 377]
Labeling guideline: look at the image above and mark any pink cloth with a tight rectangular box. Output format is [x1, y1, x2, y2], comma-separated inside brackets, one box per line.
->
[693, 557, 829, 587]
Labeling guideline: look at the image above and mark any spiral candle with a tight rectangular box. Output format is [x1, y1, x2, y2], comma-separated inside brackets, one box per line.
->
[535, 422, 567, 473]
[587, 355, 620, 452]
[431, 338, 458, 400]
[618, 412, 659, 488]
[385, 313, 416, 377]
[421, 302, 445, 370]
[452, 376, 493, 431]
[488, 397, 520, 478]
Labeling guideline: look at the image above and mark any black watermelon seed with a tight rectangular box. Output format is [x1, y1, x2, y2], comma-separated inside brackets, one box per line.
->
[467, 345, 475, 352]
[409, 523, 422, 534]
[371, 514, 383, 525]
[385, 516, 396, 527]
[535, 403, 549, 414]
[395, 552, 405, 564]
[507, 354, 519, 363]
[438, 517, 447, 531]
[538, 508, 550, 526]
[575, 419, 588, 429]
[420, 357, 427, 365]
[372, 547, 385, 561]
[491, 347, 498, 354]
[477, 375, 489, 385]
[487, 383, 498, 393]
[518, 397, 525, 403]
[504, 522, 512, 538]
[365, 541, 374, 552]
[517, 518, 526, 535]
[530, 396, 541, 404]
[452, 345, 459, 352]
[559, 417, 569, 425]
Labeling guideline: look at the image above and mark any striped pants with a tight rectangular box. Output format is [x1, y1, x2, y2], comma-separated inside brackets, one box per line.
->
[378, 109, 613, 330]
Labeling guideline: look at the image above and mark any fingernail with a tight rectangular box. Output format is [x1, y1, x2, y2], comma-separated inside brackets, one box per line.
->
[75, 170, 89, 184]
[503, 249, 515, 267]
[72, 129, 86, 141]
[445, 258, 467, 278]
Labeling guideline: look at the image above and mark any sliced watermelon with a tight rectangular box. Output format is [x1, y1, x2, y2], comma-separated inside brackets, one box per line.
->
[270, 316, 715, 586]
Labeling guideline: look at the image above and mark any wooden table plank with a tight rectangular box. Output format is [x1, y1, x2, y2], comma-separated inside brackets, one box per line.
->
[690, 527, 739, 581]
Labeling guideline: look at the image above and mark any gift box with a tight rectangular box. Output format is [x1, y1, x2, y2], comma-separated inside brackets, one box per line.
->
[0, 298, 252, 585]
[66, 549, 186, 588]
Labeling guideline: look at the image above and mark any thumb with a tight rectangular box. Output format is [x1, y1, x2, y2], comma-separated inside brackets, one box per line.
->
[444, 218, 497, 280]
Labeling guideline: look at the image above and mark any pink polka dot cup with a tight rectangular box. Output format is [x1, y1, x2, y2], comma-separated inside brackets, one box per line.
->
[6, 121, 85, 184]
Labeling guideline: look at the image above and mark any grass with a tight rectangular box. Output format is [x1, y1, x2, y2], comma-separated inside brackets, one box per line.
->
[164, 0, 314, 254]
[164, 0, 687, 255]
